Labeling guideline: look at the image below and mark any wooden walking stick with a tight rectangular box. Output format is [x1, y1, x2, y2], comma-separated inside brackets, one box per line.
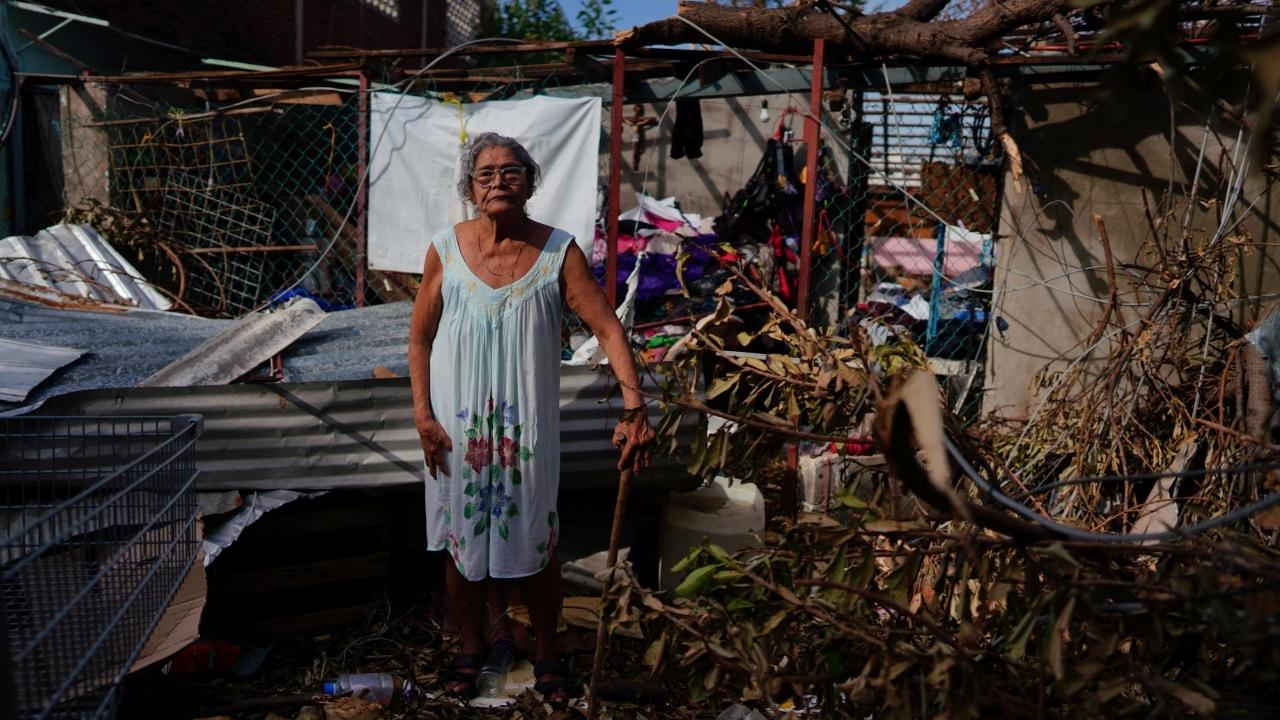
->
[586, 467, 634, 719]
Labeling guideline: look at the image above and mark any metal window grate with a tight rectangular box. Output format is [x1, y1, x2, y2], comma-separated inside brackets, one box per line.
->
[361, 0, 400, 21]
[0, 415, 202, 720]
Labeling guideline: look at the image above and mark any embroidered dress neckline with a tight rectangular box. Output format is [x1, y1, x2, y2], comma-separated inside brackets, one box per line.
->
[451, 226, 556, 293]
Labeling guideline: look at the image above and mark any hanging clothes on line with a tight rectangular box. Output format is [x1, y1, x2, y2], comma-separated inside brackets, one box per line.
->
[669, 99, 703, 160]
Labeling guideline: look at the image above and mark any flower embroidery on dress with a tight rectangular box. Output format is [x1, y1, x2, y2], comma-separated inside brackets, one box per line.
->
[535, 511, 558, 569]
[456, 396, 535, 542]
[498, 437, 519, 468]
[475, 483, 495, 516]
[447, 532, 466, 574]
[464, 437, 492, 474]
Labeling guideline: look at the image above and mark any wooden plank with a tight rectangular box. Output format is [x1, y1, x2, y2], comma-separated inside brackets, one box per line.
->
[85, 63, 361, 84]
[82, 105, 278, 128]
[130, 552, 207, 672]
[304, 194, 417, 303]
[250, 88, 343, 105]
[215, 552, 391, 597]
[308, 39, 615, 60]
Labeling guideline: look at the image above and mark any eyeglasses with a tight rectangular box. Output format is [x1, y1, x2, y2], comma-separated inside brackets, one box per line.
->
[472, 165, 527, 187]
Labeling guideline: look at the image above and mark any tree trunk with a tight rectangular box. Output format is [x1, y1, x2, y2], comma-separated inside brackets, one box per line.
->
[617, 0, 1074, 65]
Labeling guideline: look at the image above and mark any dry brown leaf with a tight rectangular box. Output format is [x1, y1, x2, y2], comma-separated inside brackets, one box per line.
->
[322, 696, 382, 720]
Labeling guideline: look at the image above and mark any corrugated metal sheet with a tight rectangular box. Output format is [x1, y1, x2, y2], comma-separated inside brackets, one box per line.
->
[1, 294, 698, 489]
[0, 297, 415, 413]
[0, 224, 172, 310]
[29, 374, 695, 491]
[0, 337, 84, 403]
[141, 298, 326, 387]
[0, 296, 230, 414]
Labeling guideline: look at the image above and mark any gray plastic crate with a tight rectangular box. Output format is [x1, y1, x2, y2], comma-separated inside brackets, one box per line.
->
[0, 415, 202, 720]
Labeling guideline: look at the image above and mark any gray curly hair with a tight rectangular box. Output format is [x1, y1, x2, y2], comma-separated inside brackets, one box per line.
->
[456, 132, 541, 204]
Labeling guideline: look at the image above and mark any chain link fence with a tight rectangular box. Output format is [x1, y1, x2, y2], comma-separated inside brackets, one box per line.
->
[49, 64, 1002, 396]
[94, 92, 383, 316]
[807, 89, 1000, 419]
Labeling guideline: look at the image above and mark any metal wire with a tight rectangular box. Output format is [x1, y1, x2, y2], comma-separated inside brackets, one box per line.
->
[0, 415, 202, 720]
[943, 434, 1280, 543]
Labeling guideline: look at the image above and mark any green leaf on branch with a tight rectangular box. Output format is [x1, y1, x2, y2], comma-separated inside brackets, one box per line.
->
[670, 548, 701, 574]
[674, 565, 719, 598]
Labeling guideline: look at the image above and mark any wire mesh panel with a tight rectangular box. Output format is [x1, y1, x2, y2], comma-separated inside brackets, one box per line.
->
[0, 415, 202, 720]
[156, 170, 276, 314]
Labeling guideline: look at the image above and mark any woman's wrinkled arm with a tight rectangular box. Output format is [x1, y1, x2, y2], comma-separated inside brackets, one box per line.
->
[562, 243, 654, 472]
[409, 244, 452, 477]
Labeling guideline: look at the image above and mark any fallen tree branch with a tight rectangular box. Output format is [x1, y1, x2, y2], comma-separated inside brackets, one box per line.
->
[616, 0, 1076, 65]
[982, 67, 1024, 191]
[1051, 12, 1076, 55]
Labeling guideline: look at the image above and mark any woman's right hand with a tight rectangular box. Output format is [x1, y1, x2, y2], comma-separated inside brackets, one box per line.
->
[417, 416, 453, 478]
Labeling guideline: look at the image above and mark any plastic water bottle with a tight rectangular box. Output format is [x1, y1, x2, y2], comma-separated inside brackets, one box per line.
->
[476, 637, 517, 698]
[322, 673, 413, 706]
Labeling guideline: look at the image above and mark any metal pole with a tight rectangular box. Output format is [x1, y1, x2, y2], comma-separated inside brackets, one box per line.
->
[797, 37, 824, 321]
[420, 0, 429, 49]
[783, 443, 799, 523]
[355, 71, 369, 307]
[295, 0, 304, 64]
[606, 48, 625, 307]
[586, 467, 634, 718]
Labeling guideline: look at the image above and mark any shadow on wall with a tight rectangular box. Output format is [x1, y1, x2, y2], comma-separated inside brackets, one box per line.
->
[1011, 78, 1278, 300]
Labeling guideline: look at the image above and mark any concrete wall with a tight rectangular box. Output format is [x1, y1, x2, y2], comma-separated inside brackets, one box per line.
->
[985, 82, 1280, 418]
[612, 95, 817, 218]
[60, 85, 110, 209]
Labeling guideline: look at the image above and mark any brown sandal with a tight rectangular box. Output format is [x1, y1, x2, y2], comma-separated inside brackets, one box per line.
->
[443, 652, 485, 699]
[533, 658, 578, 707]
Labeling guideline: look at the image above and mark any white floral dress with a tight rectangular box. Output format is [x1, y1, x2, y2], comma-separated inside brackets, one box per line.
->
[423, 225, 570, 581]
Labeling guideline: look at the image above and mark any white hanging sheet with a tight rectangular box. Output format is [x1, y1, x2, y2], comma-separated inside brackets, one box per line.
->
[368, 94, 601, 273]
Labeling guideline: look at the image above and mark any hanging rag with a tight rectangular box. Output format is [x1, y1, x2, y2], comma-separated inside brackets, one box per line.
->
[669, 99, 704, 160]
[768, 223, 798, 302]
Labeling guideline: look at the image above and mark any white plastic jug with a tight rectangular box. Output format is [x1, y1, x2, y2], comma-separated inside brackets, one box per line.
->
[659, 476, 765, 591]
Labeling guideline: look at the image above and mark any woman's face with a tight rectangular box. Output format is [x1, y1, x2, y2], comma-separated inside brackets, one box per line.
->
[471, 146, 531, 215]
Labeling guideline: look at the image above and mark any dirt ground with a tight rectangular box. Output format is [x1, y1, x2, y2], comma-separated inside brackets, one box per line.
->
[116, 488, 694, 720]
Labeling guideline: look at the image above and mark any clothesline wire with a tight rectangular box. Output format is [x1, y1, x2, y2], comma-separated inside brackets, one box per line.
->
[1010, 458, 1280, 499]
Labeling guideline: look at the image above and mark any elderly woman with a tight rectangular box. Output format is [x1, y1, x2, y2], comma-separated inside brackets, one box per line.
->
[409, 132, 654, 703]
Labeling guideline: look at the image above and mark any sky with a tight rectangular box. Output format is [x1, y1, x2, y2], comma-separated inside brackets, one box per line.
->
[557, 0, 910, 36]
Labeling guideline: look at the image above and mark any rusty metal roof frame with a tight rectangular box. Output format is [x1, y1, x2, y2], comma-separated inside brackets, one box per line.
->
[82, 62, 364, 85]
[45, 35, 1167, 99]
[299, 39, 1181, 100]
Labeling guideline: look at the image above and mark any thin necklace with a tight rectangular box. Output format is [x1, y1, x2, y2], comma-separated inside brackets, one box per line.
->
[478, 235, 526, 280]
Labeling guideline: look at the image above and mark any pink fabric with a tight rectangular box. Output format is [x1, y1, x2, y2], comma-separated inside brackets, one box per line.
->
[617, 234, 647, 253]
[870, 235, 980, 277]
[643, 211, 685, 232]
